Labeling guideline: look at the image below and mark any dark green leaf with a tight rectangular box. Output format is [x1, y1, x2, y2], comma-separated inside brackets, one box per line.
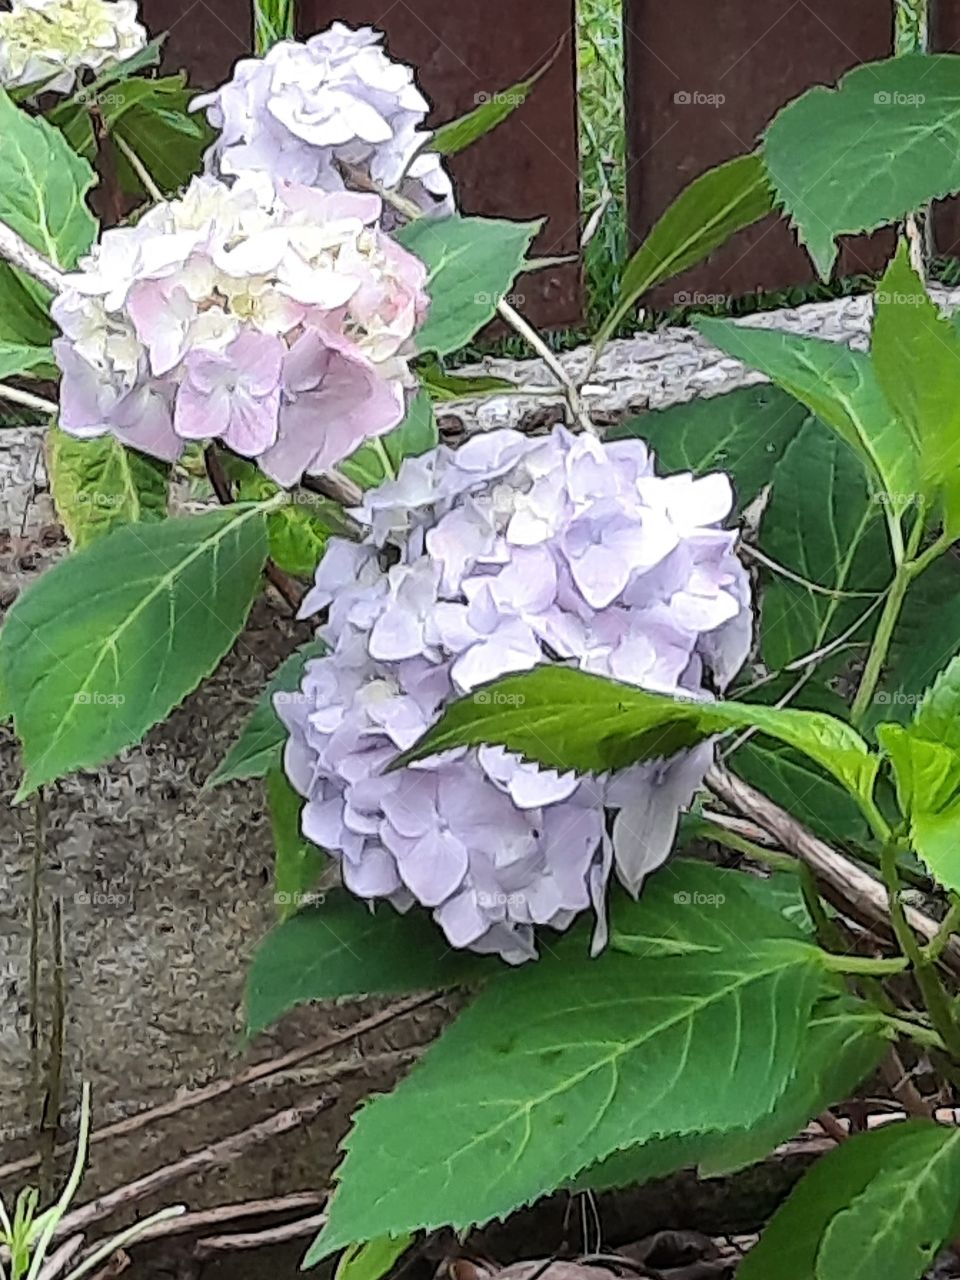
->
[246, 890, 488, 1035]
[208, 639, 326, 788]
[764, 54, 960, 279]
[395, 215, 540, 356]
[695, 317, 919, 514]
[739, 1119, 960, 1280]
[758, 420, 891, 670]
[396, 667, 880, 807]
[47, 428, 169, 547]
[607, 384, 813, 515]
[268, 768, 325, 922]
[595, 153, 774, 346]
[308, 923, 827, 1258]
[0, 506, 268, 797]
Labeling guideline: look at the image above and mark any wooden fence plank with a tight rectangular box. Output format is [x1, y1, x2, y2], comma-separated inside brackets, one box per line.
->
[624, 0, 895, 304]
[142, 0, 252, 88]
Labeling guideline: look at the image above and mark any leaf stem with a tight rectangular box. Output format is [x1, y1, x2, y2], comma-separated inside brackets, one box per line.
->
[883, 1013, 944, 1051]
[923, 898, 960, 965]
[820, 952, 909, 977]
[881, 841, 960, 1060]
[112, 131, 164, 204]
[0, 218, 65, 293]
[0, 383, 57, 416]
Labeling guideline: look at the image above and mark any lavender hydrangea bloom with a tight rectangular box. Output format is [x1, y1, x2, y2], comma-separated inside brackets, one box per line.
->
[53, 173, 427, 483]
[280, 427, 752, 963]
[192, 24, 455, 222]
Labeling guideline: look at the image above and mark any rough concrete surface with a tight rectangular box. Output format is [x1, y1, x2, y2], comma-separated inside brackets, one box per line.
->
[1, 289, 952, 1224]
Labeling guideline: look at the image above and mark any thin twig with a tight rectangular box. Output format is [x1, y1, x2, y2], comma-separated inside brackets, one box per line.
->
[299, 470, 364, 511]
[0, 994, 436, 1185]
[35, 1236, 83, 1280]
[55, 1100, 331, 1239]
[88, 1194, 325, 1250]
[0, 382, 58, 416]
[112, 133, 164, 205]
[0, 218, 65, 292]
[706, 765, 960, 977]
[193, 1212, 328, 1259]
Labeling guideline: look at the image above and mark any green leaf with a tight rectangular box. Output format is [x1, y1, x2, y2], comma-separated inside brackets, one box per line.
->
[757, 420, 891, 670]
[335, 1236, 414, 1280]
[225, 460, 334, 578]
[0, 86, 97, 268]
[207, 639, 325, 788]
[731, 741, 875, 850]
[873, 241, 960, 507]
[695, 317, 919, 515]
[912, 656, 960, 752]
[418, 360, 517, 402]
[763, 54, 960, 279]
[576, 996, 887, 1192]
[879, 723, 960, 892]
[46, 428, 169, 548]
[340, 389, 438, 488]
[268, 769, 325, 922]
[395, 215, 540, 356]
[396, 667, 880, 809]
[308, 926, 827, 1258]
[246, 890, 488, 1035]
[432, 54, 555, 156]
[0, 506, 269, 798]
[869, 556, 960, 730]
[0, 341, 52, 382]
[607, 384, 813, 515]
[595, 153, 774, 347]
[739, 1120, 960, 1280]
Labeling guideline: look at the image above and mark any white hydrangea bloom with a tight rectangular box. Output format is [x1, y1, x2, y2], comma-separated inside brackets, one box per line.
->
[0, 0, 146, 94]
[192, 23, 455, 221]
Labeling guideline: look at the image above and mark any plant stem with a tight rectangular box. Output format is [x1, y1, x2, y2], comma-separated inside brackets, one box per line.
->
[0, 219, 64, 293]
[112, 132, 164, 204]
[0, 383, 58, 416]
[884, 1013, 944, 1050]
[881, 841, 960, 1060]
[923, 898, 960, 965]
[821, 953, 909, 977]
[850, 511, 926, 726]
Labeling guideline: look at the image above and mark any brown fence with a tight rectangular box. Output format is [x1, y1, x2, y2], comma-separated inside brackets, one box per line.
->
[142, 0, 953, 328]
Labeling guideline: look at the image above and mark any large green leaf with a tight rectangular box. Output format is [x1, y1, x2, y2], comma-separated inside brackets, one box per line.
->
[763, 54, 960, 280]
[595, 153, 774, 347]
[268, 769, 325, 923]
[879, 719, 960, 892]
[395, 215, 540, 356]
[308, 921, 828, 1257]
[912, 656, 960, 752]
[396, 667, 880, 808]
[246, 890, 489, 1035]
[576, 996, 887, 1191]
[0, 506, 269, 798]
[0, 341, 52, 382]
[739, 1120, 960, 1280]
[0, 86, 97, 268]
[731, 741, 875, 851]
[47, 428, 168, 548]
[868, 556, 960, 731]
[606, 384, 813, 515]
[695, 317, 919, 516]
[758, 420, 891, 671]
[207, 639, 326, 788]
[872, 241, 960, 506]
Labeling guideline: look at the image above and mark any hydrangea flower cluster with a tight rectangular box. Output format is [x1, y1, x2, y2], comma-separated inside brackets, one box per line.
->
[0, 0, 146, 94]
[278, 427, 752, 963]
[192, 23, 454, 224]
[53, 173, 429, 484]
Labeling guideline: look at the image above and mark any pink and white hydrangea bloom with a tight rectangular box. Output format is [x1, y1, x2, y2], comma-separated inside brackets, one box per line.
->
[53, 172, 429, 484]
[279, 426, 752, 964]
[192, 23, 455, 223]
[0, 0, 146, 94]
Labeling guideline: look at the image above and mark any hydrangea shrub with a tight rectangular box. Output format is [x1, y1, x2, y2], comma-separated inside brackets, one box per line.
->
[3, 8, 960, 1280]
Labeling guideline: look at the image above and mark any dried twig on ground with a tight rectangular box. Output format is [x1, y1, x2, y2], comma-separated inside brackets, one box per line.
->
[193, 1211, 328, 1259]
